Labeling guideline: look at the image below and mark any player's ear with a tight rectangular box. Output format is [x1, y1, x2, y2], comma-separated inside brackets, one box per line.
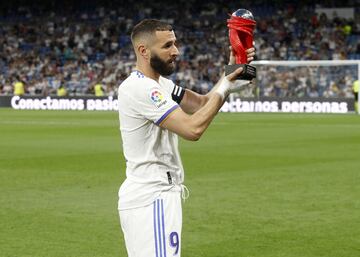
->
[138, 44, 150, 60]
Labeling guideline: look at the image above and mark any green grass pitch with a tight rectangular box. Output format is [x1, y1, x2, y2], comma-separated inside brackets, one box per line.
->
[0, 108, 359, 257]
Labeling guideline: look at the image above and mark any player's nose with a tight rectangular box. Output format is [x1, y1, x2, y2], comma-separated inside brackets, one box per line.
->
[171, 45, 179, 57]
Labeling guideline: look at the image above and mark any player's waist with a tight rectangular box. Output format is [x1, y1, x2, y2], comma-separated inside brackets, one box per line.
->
[125, 168, 183, 186]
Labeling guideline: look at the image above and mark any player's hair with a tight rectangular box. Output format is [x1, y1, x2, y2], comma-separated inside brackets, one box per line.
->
[131, 19, 173, 45]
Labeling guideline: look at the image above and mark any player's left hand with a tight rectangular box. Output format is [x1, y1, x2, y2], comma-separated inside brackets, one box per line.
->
[228, 46, 236, 65]
[228, 46, 256, 65]
[246, 47, 255, 63]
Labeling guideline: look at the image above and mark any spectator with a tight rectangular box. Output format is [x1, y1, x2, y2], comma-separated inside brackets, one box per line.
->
[94, 81, 105, 97]
[0, 1, 358, 99]
[13, 76, 25, 96]
[57, 84, 67, 97]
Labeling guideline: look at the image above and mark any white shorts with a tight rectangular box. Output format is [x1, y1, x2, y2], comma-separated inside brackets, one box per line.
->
[119, 190, 182, 257]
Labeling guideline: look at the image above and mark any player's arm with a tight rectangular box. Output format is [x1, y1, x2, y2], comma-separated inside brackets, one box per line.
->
[179, 47, 255, 114]
[178, 73, 226, 114]
[160, 67, 249, 141]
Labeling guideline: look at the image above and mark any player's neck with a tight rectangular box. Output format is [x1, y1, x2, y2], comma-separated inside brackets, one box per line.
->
[135, 64, 160, 82]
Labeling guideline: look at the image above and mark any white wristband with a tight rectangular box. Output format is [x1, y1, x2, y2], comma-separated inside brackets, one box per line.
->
[215, 78, 232, 100]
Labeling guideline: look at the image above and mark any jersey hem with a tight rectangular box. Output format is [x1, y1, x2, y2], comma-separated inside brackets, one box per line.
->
[118, 185, 178, 211]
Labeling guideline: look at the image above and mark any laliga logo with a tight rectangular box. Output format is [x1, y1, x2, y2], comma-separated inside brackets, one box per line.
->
[151, 90, 164, 103]
[150, 89, 167, 108]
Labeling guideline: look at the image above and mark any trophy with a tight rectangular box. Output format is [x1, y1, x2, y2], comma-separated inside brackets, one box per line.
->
[225, 9, 256, 80]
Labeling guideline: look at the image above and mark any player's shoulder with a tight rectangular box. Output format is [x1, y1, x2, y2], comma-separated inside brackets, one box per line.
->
[119, 71, 154, 87]
[159, 76, 176, 94]
[118, 71, 158, 94]
[159, 76, 175, 86]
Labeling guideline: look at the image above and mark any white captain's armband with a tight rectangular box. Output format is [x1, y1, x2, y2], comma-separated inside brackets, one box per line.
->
[171, 85, 185, 104]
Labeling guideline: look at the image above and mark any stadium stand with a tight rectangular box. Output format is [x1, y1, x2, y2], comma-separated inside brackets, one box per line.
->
[0, 0, 359, 97]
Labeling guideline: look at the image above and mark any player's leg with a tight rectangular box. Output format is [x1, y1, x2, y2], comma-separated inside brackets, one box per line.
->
[157, 190, 182, 257]
[119, 190, 182, 257]
[119, 204, 157, 257]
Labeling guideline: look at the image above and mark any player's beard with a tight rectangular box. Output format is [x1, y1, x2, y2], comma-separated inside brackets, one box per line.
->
[150, 53, 176, 76]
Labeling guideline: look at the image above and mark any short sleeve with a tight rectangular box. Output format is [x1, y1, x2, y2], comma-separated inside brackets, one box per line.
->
[159, 76, 186, 104]
[159, 76, 175, 94]
[132, 79, 179, 125]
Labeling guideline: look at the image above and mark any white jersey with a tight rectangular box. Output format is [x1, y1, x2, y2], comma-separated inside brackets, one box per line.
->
[117, 70, 184, 210]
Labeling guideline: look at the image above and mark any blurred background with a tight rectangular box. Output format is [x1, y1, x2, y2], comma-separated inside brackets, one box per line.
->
[0, 0, 359, 99]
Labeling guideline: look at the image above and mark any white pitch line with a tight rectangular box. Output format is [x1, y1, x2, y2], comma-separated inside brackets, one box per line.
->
[0, 120, 86, 126]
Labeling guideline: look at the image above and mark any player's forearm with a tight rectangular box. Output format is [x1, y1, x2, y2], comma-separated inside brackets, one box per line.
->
[186, 69, 249, 140]
[187, 92, 224, 140]
[180, 89, 208, 114]
[160, 92, 224, 141]
[162, 69, 245, 141]
[183, 72, 226, 113]
[205, 72, 225, 100]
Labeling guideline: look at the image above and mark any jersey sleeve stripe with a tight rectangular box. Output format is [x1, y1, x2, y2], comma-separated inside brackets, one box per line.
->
[155, 105, 179, 126]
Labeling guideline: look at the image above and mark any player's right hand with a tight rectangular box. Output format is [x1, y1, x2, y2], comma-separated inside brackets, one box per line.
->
[216, 67, 251, 99]
[225, 67, 251, 93]
[226, 67, 244, 81]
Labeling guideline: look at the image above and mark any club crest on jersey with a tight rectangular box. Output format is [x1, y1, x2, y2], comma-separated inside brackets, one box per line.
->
[150, 90, 167, 108]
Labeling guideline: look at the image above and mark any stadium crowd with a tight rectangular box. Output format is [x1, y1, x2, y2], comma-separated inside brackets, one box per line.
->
[0, 1, 359, 98]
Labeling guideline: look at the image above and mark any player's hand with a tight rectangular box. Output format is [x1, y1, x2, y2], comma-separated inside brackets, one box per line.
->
[225, 67, 251, 93]
[226, 66, 244, 81]
[216, 67, 251, 99]
[246, 47, 255, 63]
[228, 46, 256, 65]
[228, 46, 236, 65]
